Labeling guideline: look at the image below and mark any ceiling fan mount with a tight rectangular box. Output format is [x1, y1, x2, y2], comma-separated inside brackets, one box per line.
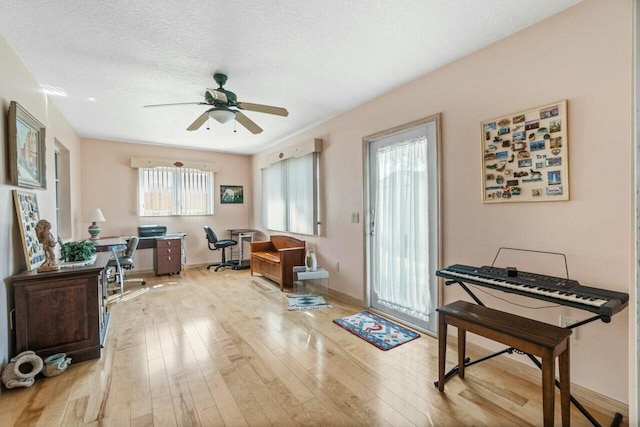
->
[213, 72, 228, 87]
[143, 73, 288, 135]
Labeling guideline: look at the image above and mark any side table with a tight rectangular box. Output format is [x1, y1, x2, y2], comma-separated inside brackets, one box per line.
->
[293, 266, 329, 295]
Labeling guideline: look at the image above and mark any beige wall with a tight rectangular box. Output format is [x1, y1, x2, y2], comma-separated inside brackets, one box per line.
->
[80, 138, 253, 269]
[252, 0, 634, 407]
[0, 36, 84, 369]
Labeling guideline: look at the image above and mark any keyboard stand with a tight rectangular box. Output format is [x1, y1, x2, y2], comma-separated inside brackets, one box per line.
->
[434, 278, 623, 427]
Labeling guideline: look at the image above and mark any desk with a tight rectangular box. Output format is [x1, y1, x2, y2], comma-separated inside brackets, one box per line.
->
[228, 229, 257, 269]
[93, 234, 187, 276]
[92, 237, 127, 252]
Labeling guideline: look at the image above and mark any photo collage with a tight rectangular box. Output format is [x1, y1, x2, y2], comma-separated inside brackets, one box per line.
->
[13, 190, 45, 271]
[482, 100, 568, 203]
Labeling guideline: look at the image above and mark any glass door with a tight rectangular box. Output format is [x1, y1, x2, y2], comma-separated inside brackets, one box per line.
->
[364, 115, 441, 334]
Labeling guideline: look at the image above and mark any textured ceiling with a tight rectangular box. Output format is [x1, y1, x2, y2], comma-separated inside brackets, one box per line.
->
[0, 0, 581, 154]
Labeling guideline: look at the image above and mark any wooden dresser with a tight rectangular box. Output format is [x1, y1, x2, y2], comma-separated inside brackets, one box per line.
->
[10, 252, 111, 363]
[154, 237, 182, 275]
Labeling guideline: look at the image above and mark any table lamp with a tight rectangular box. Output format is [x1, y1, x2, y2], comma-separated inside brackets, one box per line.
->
[88, 208, 106, 240]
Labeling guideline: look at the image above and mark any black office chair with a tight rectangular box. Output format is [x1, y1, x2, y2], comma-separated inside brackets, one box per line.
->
[204, 226, 238, 271]
[107, 236, 145, 296]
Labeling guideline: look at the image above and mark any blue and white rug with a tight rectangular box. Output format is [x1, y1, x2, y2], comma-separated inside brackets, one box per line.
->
[287, 294, 332, 311]
[333, 311, 420, 350]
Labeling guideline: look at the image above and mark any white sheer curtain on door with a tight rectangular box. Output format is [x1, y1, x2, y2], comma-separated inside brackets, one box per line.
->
[373, 136, 432, 321]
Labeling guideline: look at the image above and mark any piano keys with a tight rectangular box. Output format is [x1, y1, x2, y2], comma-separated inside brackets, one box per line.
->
[436, 264, 629, 321]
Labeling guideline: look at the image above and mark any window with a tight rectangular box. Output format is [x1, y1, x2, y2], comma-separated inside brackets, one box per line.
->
[54, 150, 60, 236]
[138, 166, 213, 216]
[54, 141, 71, 240]
[262, 152, 319, 235]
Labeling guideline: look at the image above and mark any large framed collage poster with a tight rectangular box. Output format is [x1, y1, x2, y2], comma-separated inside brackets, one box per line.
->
[481, 100, 568, 203]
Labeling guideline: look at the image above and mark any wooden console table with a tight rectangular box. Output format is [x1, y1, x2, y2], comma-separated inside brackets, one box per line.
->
[10, 252, 111, 363]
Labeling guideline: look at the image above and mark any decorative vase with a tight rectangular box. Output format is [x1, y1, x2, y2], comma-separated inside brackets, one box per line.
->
[305, 250, 317, 272]
[1, 351, 43, 389]
[42, 353, 72, 377]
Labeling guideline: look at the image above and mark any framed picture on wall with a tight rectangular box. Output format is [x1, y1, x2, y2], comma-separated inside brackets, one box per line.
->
[8, 101, 47, 189]
[220, 185, 244, 204]
[481, 100, 568, 203]
[13, 190, 46, 271]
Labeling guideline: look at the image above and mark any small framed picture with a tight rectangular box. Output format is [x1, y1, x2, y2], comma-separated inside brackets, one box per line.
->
[8, 101, 47, 189]
[220, 185, 244, 204]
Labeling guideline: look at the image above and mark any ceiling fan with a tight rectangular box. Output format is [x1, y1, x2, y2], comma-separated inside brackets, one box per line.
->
[143, 73, 289, 134]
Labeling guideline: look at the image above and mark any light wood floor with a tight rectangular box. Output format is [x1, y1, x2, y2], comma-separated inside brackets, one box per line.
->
[0, 267, 627, 426]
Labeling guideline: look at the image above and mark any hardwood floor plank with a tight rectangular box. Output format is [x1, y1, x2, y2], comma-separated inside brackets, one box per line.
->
[0, 267, 628, 426]
[203, 370, 248, 426]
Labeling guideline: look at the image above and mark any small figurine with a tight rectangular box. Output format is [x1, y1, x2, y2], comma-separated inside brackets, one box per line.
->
[36, 219, 59, 272]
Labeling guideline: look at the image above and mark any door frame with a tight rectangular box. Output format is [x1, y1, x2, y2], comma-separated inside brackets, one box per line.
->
[361, 113, 443, 335]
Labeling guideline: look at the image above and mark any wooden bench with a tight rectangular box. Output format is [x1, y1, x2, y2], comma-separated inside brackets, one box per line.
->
[437, 300, 571, 427]
[250, 235, 305, 290]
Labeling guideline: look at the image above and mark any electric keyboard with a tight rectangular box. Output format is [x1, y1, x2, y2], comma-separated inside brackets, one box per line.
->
[436, 264, 629, 320]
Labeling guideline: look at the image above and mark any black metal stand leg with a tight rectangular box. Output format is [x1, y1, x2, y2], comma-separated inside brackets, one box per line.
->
[525, 353, 623, 427]
[433, 348, 514, 388]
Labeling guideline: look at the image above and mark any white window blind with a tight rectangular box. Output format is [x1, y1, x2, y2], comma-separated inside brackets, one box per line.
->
[262, 152, 319, 235]
[139, 166, 213, 216]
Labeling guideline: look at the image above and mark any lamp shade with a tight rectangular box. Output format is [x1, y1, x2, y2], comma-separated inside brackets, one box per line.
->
[208, 109, 236, 124]
[89, 208, 106, 222]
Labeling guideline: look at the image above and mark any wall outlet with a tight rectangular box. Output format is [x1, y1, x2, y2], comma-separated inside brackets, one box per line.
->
[334, 261, 340, 272]
[351, 212, 360, 223]
[559, 315, 577, 340]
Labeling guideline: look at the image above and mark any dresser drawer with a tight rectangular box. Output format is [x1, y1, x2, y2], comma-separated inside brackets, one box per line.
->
[157, 246, 178, 256]
[154, 238, 182, 275]
[157, 238, 179, 249]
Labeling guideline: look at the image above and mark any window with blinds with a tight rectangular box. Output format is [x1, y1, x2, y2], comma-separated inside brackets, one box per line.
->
[138, 166, 213, 216]
[262, 152, 319, 235]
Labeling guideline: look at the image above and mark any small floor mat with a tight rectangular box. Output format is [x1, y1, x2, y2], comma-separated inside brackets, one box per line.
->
[333, 311, 420, 350]
[286, 294, 332, 310]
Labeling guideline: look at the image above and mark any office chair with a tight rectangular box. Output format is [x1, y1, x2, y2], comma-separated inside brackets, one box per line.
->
[107, 236, 145, 297]
[204, 226, 238, 271]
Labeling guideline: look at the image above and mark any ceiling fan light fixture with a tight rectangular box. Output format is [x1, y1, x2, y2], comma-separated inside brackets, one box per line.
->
[208, 109, 236, 124]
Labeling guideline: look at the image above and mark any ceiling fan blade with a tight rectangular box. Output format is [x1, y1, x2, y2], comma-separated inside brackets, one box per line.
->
[186, 111, 210, 131]
[206, 89, 228, 103]
[235, 111, 263, 134]
[237, 102, 289, 117]
[144, 102, 206, 108]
